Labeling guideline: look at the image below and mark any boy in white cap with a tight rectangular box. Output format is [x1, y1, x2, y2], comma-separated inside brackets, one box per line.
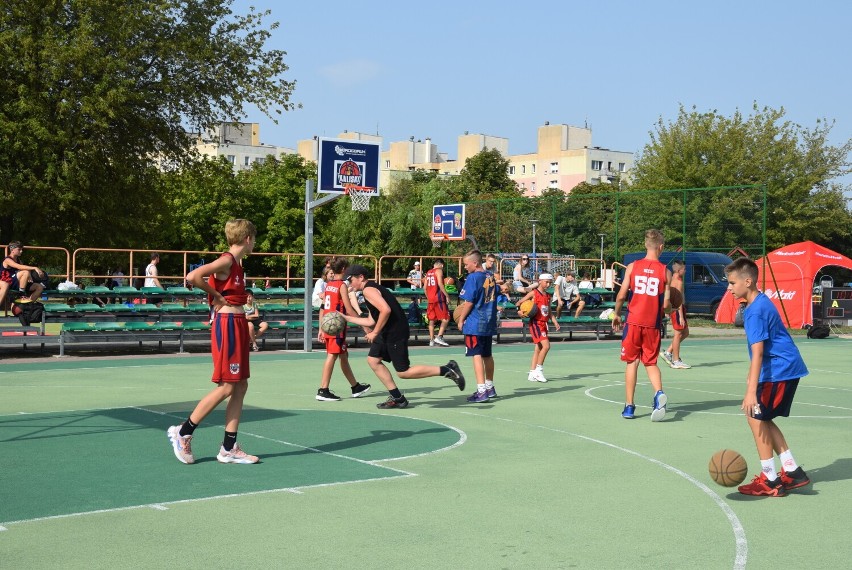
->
[517, 273, 560, 382]
[407, 261, 422, 289]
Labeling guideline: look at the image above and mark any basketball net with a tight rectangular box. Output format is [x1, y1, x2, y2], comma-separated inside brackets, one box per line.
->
[344, 184, 374, 211]
[429, 233, 446, 248]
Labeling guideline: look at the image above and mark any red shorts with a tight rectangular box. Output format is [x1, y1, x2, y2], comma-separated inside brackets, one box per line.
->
[620, 323, 662, 365]
[529, 320, 549, 344]
[427, 302, 450, 322]
[670, 308, 687, 331]
[324, 334, 348, 354]
[211, 313, 250, 382]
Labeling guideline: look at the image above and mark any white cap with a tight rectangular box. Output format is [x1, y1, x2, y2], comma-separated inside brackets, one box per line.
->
[414, 261, 420, 266]
[539, 273, 554, 281]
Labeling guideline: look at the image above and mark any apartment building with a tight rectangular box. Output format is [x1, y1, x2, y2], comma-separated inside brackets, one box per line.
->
[293, 122, 632, 194]
[196, 122, 294, 172]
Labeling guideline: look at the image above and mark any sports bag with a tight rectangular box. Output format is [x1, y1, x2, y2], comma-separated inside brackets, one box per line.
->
[806, 324, 830, 339]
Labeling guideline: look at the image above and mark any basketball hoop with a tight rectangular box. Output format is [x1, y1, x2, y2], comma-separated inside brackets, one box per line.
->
[343, 184, 375, 211]
[429, 233, 447, 248]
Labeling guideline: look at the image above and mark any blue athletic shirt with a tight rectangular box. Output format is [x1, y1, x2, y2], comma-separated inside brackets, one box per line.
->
[743, 292, 809, 383]
[460, 270, 498, 336]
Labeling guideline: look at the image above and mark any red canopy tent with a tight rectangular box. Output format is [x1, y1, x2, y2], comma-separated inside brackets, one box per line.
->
[715, 241, 852, 328]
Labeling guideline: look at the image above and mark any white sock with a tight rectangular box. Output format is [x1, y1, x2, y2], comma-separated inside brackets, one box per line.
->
[535, 364, 543, 371]
[485, 380, 494, 389]
[529, 370, 536, 375]
[477, 383, 486, 393]
[760, 458, 778, 481]
[779, 450, 799, 472]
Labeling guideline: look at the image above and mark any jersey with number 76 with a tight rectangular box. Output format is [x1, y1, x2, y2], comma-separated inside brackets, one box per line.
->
[626, 258, 668, 328]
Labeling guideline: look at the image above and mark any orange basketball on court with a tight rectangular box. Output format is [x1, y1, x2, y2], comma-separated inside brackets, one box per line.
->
[444, 276, 455, 286]
[708, 449, 748, 487]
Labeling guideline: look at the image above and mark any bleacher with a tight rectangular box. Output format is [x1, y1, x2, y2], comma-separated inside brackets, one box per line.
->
[1, 283, 654, 356]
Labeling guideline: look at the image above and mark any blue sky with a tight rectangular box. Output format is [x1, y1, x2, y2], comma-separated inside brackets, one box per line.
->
[234, 0, 850, 188]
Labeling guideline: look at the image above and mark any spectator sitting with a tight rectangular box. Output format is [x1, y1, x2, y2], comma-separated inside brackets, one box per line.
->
[243, 291, 268, 351]
[1, 241, 46, 302]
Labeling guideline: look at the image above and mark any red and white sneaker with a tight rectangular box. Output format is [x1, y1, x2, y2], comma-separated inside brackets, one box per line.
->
[216, 442, 259, 464]
[167, 425, 195, 464]
[738, 472, 787, 497]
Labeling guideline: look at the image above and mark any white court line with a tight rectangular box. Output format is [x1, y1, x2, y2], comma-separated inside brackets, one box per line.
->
[461, 410, 748, 570]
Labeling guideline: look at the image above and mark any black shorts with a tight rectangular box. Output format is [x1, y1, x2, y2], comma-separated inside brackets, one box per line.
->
[754, 379, 800, 421]
[368, 335, 411, 373]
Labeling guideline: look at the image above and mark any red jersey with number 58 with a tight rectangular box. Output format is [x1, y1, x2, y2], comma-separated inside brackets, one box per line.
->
[626, 258, 667, 328]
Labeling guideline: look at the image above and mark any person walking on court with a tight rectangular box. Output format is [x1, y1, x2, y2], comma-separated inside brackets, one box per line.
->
[518, 273, 560, 382]
[454, 250, 499, 402]
[342, 264, 466, 409]
[167, 219, 260, 465]
[612, 229, 671, 421]
[660, 259, 691, 369]
[725, 257, 810, 497]
[316, 258, 371, 402]
[424, 259, 451, 347]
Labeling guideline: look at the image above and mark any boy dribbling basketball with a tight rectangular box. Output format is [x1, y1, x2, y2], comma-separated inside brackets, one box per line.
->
[725, 257, 810, 497]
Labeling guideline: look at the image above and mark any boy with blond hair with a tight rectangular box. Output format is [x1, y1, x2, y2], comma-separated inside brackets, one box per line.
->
[167, 219, 260, 465]
[612, 229, 671, 421]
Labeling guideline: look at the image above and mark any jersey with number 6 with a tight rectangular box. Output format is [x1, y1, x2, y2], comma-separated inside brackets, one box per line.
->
[626, 258, 667, 328]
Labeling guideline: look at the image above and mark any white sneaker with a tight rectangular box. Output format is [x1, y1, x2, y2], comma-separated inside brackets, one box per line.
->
[672, 359, 691, 369]
[660, 351, 674, 367]
[216, 442, 259, 464]
[434, 337, 449, 347]
[535, 370, 548, 383]
[167, 425, 195, 464]
[528, 371, 538, 382]
[429, 340, 436, 347]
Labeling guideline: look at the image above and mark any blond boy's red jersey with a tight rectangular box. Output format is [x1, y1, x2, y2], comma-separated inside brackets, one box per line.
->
[626, 258, 667, 328]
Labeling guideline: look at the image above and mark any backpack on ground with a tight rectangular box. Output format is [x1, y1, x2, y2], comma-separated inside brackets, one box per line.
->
[806, 324, 830, 339]
[12, 300, 44, 326]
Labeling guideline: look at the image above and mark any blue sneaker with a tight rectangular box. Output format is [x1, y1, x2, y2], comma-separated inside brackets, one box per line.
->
[621, 404, 636, 419]
[466, 390, 490, 403]
[651, 390, 668, 422]
[485, 386, 497, 399]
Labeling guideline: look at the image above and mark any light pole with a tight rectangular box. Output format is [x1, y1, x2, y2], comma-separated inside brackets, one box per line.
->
[598, 233, 606, 286]
[530, 219, 539, 275]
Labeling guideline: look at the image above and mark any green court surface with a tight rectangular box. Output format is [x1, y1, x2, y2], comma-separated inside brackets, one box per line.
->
[2, 336, 851, 569]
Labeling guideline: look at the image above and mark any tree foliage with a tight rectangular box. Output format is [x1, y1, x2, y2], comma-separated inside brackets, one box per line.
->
[0, 0, 296, 246]
[630, 104, 852, 252]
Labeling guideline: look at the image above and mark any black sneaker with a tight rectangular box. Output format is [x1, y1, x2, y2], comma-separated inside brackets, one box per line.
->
[780, 467, 810, 490]
[377, 395, 409, 409]
[351, 383, 372, 398]
[316, 388, 341, 402]
[444, 360, 465, 391]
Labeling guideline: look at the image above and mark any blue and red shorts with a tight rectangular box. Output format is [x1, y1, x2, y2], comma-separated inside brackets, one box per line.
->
[464, 335, 493, 358]
[529, 320, 549, 344]
[754, 379, 800, 421]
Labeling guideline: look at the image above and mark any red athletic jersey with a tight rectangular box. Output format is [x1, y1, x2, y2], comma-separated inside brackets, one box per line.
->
[531, 288, 551, 324]
[625, 258, 667, 328]
[322, 279, 347, 314]
[424, 268, 446, 304]
[207, 252, 247, 306]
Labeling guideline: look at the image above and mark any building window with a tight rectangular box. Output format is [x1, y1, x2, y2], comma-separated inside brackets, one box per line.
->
[531, 182, 536, 193]
[607, 161, 613, 171]
[550, 162, 559, 174]
[532, 164, 536, 174]
[255, 157, 265, 165]
[227, 155, 236, 165]
[619, 162, 626, 172]
[244, 156, 250, 166]
[509, 165, 515, 175]
[591, 160, 602, 170]
[385, 160, 390, 169]
[521, 165, 526, 174]
[550, 180, 558, 188]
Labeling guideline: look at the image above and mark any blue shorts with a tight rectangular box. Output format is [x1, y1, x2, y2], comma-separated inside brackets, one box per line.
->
[464, 335, 493, 358]
[754, 379, 800, 421]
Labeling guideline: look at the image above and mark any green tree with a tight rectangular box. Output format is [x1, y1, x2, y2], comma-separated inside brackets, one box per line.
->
[0, 0, 297, 246]
[631, 104, 852, 252]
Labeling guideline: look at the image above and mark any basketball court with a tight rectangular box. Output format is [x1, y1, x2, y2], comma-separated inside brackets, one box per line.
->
[3, 335, 851, 568]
